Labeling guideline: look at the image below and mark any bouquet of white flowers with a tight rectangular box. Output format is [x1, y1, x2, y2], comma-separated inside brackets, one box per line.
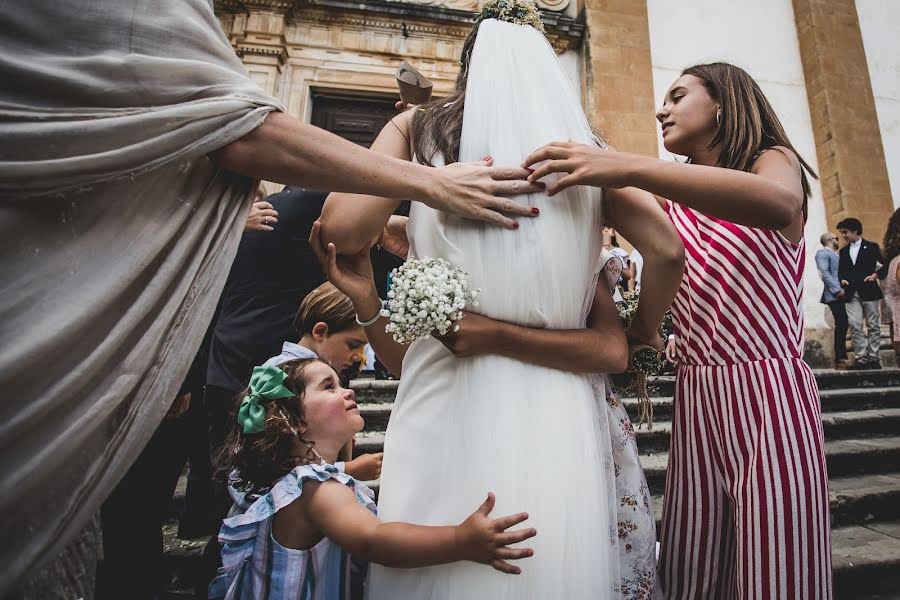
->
[382, 258, 479, 344]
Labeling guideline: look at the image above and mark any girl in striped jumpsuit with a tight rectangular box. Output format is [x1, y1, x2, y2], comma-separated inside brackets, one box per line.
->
[524, 62, 830, 599]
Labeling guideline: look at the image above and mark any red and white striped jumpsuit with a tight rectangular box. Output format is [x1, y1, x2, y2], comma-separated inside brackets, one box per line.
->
[657, 199, 833, 599]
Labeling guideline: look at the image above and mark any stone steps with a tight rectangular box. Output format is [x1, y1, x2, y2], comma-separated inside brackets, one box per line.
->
[832, 520, 900, 598]
[350, 368, 900, 405]
[164, 369, 900, 598]
[353, 407, 900, 456]
[637, 435, 900, 491]
[356, 386, 900, 430]
[345, 369, 900, 598]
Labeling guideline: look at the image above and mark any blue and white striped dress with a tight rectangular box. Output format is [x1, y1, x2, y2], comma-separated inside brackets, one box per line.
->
[209, 463, 377, 600]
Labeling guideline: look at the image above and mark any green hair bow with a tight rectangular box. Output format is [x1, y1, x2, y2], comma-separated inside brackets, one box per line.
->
[238, 366, 295, 435]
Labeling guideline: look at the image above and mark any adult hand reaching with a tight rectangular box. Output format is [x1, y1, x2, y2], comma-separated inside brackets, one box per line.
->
[427, 158, 545, 229]
[522, 142, 635, 196]
[309, 221, 378, 309]
[380, 215, 410, 259]
[244, 200, 279, 232]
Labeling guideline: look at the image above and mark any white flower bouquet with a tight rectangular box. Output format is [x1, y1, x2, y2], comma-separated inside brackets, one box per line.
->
[381, 258, 479, 344]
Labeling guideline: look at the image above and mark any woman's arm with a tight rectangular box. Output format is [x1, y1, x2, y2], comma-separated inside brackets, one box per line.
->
[436, 282, 628, 374]
[603, 186, 684, 348]
[317, 112, 413, 254]
[304, 483, 535, 574]
[213, 112, 541, 235]
[317, 111, 542, 255]
[522, 142, 805, 234]
[309, 221, 408, 375]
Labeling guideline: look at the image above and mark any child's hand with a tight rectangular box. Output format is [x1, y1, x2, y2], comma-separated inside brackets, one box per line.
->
[345, 452, 383, 481]
[455, 493, 536, 575]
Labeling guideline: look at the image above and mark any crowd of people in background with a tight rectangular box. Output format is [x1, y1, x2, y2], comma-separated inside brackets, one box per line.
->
[816, 211, 900, 370]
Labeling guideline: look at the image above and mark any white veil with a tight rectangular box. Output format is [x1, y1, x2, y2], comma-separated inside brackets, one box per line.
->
[460, 19, 621, 597]
[396, 17, 623, 598]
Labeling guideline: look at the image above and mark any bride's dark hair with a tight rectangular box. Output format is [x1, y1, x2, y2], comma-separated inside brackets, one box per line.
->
[410, 20, 608, 167]
[410, 23, 481, 167]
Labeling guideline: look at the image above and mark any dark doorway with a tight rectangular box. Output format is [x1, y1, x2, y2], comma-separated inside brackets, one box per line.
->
[310, 90, 397, 148]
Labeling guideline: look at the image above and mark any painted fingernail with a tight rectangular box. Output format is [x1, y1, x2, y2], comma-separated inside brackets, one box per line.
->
[531, 207, 540, 215]
[484, 155, 492, 161]
[513, 222, 520, 229]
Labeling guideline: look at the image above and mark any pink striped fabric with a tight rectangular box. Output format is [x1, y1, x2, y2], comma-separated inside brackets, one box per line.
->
[665, 200, 806, 366]
[657, 202, 833, 599]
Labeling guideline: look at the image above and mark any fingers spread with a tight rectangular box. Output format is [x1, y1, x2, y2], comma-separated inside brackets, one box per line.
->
[488, 197, 539, 218]
[490, 165, 532, 181]
[473, 208, 519, 230]
[491, 560, 521, 575]
[494, 512, 530, 531]
[478, 492, 496, 516]
[521, 143, 573, 168]
[528, 159, 574, 183]
[496, 527, 537, 546]
[546, 173, 579, 197]
[493, 547, 534, 560]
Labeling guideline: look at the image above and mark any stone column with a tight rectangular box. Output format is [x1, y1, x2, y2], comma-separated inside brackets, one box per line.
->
[581, 0, 657, 156]
[793, 0, 893, 241]
[233, 1, 292, 100]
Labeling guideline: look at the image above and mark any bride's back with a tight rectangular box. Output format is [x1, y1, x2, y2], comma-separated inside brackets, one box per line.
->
[408, 18, 603, 329]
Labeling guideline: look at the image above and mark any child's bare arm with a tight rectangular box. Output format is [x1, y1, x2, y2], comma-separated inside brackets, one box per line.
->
[307, 483, 536, 574]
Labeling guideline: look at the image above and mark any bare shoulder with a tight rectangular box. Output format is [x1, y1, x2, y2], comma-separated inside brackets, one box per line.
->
[752, 145, 801, 173]
[390, 109, 415, 133]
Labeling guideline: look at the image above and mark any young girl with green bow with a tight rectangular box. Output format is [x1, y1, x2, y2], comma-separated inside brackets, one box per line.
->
[210, 358, 535, 600]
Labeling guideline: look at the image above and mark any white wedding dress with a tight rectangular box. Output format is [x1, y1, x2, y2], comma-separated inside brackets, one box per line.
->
[367, 19, 622, 599]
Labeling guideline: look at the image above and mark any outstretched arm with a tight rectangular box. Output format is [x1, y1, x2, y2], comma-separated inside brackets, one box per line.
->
[603, 186, 684, 349]
[523, 142, 805, 237]
[213, 112, 541, 236]
[302, 482, 536, 573]
[317, 111, 542, 255]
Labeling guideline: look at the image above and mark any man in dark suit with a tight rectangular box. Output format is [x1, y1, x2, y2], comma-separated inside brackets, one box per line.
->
[837, 217, 885, 369]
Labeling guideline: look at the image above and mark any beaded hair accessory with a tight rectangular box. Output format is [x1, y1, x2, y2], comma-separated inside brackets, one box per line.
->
[476, 0, 545, 33]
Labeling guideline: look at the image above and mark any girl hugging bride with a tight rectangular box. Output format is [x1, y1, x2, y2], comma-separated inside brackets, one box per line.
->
[319, 0, 682, 596]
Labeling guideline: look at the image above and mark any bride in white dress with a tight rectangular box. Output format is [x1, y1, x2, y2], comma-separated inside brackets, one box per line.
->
[318, 1, 678, 597]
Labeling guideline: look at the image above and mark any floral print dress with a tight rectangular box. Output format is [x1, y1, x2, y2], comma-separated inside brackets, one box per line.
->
[596, 251, 660, 599]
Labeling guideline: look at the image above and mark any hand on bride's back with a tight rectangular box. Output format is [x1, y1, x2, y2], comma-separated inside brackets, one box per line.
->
[522, 142, 635, 196]
[455, 492, 536, 575]
[434, 311, 497, 358]
[428, 158, 546, 230]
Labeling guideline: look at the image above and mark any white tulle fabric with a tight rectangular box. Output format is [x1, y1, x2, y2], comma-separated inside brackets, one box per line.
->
[366, 19, 620, 599]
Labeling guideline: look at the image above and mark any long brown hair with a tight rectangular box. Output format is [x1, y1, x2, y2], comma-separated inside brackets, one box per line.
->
[883, 208, 900, 264]
[214, 358, 323, 491]
[410, 23, 482, 167]
[682, 62, 818, 201]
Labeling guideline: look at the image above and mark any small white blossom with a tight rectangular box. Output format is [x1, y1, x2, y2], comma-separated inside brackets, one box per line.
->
[382, 257, 481, 344]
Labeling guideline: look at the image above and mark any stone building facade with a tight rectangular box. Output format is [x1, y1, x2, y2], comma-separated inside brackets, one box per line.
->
[214, 0, 899, 363]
